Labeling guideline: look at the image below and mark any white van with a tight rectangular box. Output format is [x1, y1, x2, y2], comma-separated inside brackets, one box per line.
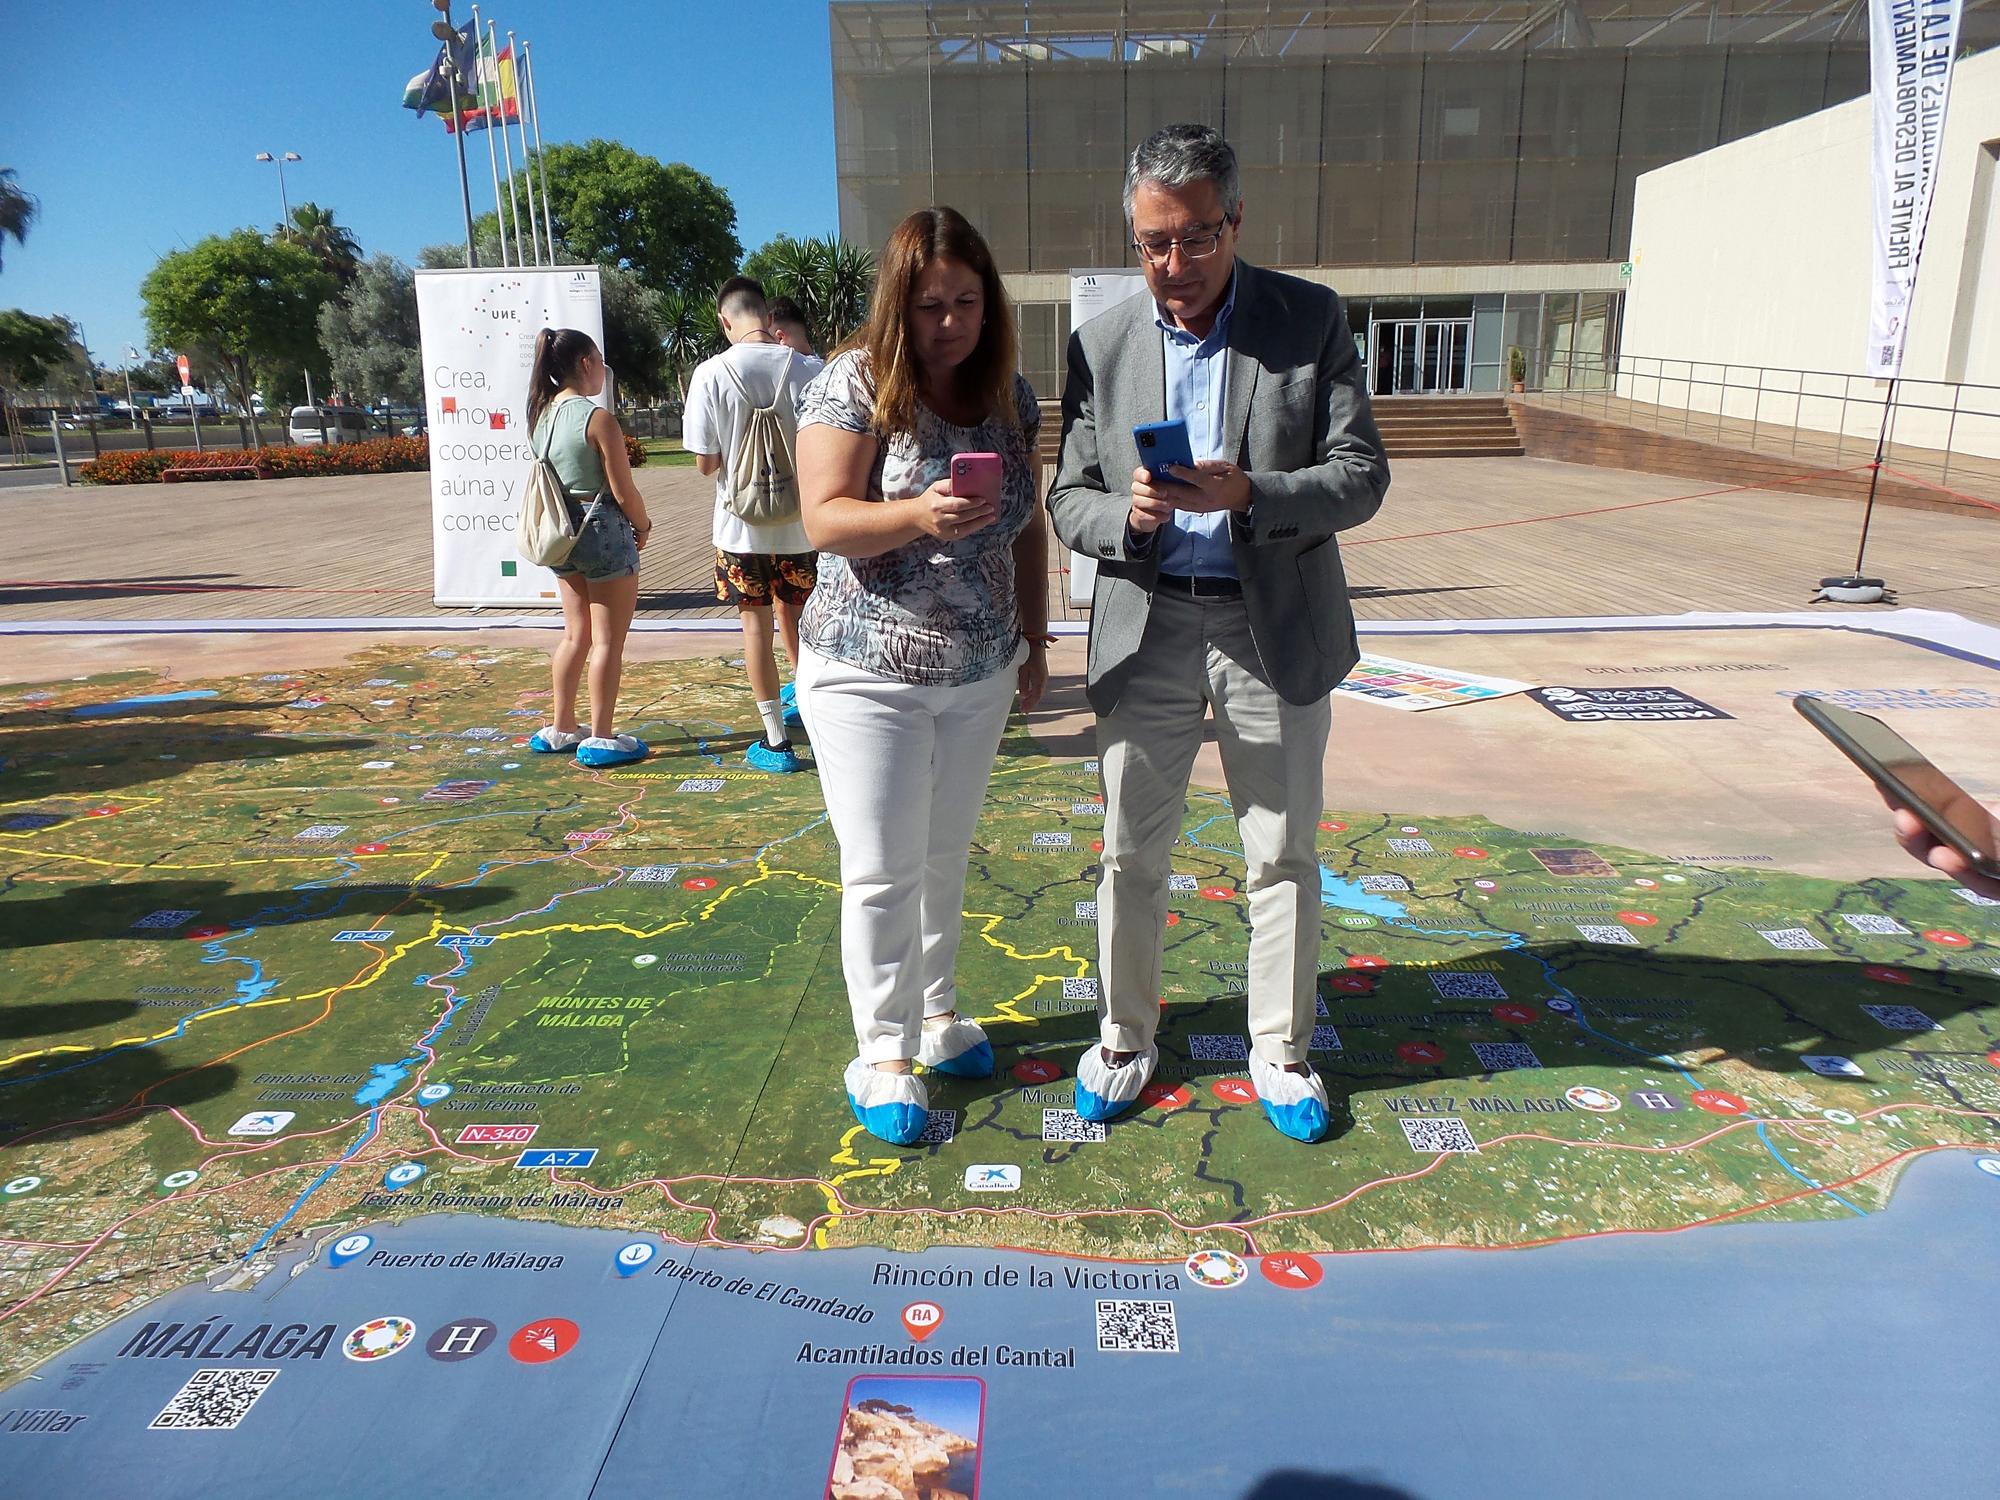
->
[288, 405, 371, 445]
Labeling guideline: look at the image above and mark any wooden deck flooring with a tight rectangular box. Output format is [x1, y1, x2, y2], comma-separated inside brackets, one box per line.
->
[5, 457, 1997, 627]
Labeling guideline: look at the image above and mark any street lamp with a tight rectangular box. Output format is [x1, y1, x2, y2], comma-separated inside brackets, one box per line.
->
[122, 345, 139, 430]
[254, 150, 301, 223]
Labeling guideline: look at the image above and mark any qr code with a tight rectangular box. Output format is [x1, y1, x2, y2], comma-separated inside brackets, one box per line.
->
[626, 865, 681, 883]
[461, 727, 500, 740]
[133, 909, 197, 930]
[918, 1110, 959, 1144]
[295, 824, 347, 840]
[1838, 913, 1911, 934]
[1952, 887, 2000, 908]
[1575, 923, 1639, 945]
[1861, 1004, 1941, 1032]
[1069, 803, 1101, 816]
[1062, 977, 1099, 1000]
[1189, 1034, 1249, 1061]
[1315, 996, 1330, 1017]
[1431, 972, 1508, 1000]
[1031, 831, 1072, 847]
[149, 1368, 280, 1430]
[1095, 1299, 1179, 1353]
[1074, 901, 1098, 920]
[1759, 928, 1828, 951]
[1043, 1109, 1107, 1142]
[677, 778, 726, 793]
[1470, 1041, 1541, 1071]
[1359, 874, 1411, 893]
[1387, 838, 1436, 854]
[1167, 874, 1198, 891]
[1310, 1025, 1343, 1052]
[1399, 1117, 1479, 1153]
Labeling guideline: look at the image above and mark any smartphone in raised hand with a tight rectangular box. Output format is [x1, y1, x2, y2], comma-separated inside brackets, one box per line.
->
[949, 451, 1002, 502]
[1133, 419, 1195, 484]
[1795, 694, 2000, 880]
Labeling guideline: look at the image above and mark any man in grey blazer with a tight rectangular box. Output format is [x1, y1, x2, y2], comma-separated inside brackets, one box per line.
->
[1047, 123, 1389, 1144]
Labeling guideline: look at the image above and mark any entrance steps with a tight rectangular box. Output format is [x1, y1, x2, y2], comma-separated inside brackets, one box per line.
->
[1374, 396, 1523, 459]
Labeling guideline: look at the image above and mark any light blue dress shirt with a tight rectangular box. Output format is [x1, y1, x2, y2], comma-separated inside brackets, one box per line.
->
[1154, 271, 1238, 579]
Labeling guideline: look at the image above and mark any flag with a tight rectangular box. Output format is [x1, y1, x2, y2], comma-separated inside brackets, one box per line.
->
[443, 35, 521, 135]
[401, 21, 479, 118]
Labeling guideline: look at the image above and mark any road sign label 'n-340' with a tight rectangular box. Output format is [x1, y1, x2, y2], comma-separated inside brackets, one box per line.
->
[515, 1148, 597, 1169]
[459, 1125, 539, 1145]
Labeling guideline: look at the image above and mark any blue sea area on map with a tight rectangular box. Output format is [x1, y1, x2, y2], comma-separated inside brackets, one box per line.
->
[1318, 867, 1407, 920]
[72, 690, 219, 718]
[6, 1153, 1995, 1498]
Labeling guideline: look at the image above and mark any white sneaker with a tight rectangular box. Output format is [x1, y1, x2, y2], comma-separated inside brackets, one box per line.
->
[1249, 1055, 1331, 1143]
[843, 1059, 930, 1147]
[917, 1013, 994, 1078]
[1073, 1044, 1158, 1123]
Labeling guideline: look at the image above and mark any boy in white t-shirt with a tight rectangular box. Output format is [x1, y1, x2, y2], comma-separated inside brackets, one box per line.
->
[682, 277, 819, 774]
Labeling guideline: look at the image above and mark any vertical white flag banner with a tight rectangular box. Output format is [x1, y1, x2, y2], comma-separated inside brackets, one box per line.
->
[1867, 0, 1963, 378]
[1066, 269, 1151, 605]
[416, 265, 605, 606]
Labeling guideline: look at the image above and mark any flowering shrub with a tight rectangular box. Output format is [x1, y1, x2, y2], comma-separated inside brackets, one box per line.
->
[81, 431, 644, 484]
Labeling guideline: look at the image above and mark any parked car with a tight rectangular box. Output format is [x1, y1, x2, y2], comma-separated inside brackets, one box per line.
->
[288, 405, 371, 445]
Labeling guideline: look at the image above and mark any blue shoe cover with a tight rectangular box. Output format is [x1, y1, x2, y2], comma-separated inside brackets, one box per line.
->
[746, 739, 803, 774]
[575, 734, 648, 768]
[844, 1059, 929, 1146]
[1251, 1056, 1331, 1143]
[918, 1015, 994, 1078]
[779, 681, 805, 728]
[1073, 1044, 1157, 1123]
[529, 726, 581, 753]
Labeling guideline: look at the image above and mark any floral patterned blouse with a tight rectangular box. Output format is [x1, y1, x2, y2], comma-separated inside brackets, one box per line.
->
[797, 350, 1040, 687]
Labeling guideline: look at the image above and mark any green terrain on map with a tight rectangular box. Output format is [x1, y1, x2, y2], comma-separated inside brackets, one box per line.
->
[2, 647, 1997, 1384]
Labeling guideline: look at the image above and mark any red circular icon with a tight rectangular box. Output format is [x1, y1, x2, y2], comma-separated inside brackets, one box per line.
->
[1397, 1041, 1444, 1065]
[1491, 1004, 1536, 1025]
[1318, 820, 1348, 832]
[1139, 1080, 1192, 1110]
[1164, 913, 1181, 927]
[1200, 886, 1235, 901]
[1452, 847, 1489, 860]
[1864, 965, 1911, 985]
[682, 877, 717, 890]
[1922, 929, 1971, 948]
[1328, 974, 1376, 995]
[1633, 878, 1660, 889]
[1617, 911, 1658, 927]
[1987, 1050, 2000, 1070]
[1012, 1058, 1062, 1084]
[1212, 1078, 1258, 1104]
[1090, 840, 1104, 853]
[1260, 1253, 1324, 1289]
[508, 1318, 579, 1364]
[185, 925, 231, 941]
[354, 842, 387, 855]
[1691, 1090, 1750, 1116]
[85, 806, 120, 818]
[1346, 955, 1389, 970]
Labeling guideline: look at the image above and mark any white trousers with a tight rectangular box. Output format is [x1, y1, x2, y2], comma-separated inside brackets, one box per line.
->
[1096, 591, 1331, 1066]
[798, 643, 1021, 1063]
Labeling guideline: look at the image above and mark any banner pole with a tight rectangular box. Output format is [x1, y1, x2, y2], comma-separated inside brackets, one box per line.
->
[524, 45, 557, 262]
[489, 20, 528, 268]
[444, 50, 477, 267]
[508, 30, 543, 264]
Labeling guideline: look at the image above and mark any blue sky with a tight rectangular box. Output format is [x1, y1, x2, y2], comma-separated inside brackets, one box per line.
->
[1, 0, 839, 363]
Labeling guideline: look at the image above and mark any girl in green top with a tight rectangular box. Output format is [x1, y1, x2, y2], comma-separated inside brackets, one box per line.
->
[523, 328, 655, 769]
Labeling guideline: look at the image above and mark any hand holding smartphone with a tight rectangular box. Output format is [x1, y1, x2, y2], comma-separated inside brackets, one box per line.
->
[1795, 695, 2000, 882]
[1133, 420, 1195, 485]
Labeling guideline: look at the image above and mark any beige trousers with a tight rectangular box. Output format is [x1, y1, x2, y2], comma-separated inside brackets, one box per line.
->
[1094, 590, 1331, 1066]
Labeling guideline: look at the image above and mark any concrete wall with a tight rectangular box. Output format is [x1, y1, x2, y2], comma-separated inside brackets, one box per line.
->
[1621, 46, 2000, 461]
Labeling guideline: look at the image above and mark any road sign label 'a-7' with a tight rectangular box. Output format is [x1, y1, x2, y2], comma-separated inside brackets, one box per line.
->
[515, 1148, 597, 1169]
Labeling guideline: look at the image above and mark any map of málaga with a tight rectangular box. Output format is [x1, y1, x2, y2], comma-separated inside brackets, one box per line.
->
[3, 647, 1998, 1387]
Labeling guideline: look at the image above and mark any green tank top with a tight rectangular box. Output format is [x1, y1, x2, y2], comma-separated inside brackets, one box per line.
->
[532, 396, 607, 499]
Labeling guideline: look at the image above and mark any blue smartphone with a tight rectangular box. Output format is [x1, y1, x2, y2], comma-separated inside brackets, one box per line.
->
[1132, 419, 1195, 484]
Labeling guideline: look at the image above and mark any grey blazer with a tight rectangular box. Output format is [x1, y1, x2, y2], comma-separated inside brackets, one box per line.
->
[1047, 261, 1390, 711]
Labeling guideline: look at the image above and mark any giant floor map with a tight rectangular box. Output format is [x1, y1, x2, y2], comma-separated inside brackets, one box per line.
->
[2, 634, 1996, 1496]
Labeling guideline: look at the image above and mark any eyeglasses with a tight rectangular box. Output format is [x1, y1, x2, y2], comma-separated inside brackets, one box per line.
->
[1132, 217, 1237, 266]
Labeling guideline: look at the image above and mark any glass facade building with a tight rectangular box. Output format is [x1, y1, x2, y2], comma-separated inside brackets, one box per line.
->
[831, 1, 2000, 397]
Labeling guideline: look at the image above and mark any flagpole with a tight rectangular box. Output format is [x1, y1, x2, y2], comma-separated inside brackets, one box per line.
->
[489, 20, 528, 267]
[524, 44, 557, 264]
[443, 46, 477, 266]
[467, 8, 508, 266]
[507, 30, 543, 264]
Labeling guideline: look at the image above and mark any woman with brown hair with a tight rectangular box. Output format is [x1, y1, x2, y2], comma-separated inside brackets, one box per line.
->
[795, 206, 1048, 1145]
[522, 327, 654, 768]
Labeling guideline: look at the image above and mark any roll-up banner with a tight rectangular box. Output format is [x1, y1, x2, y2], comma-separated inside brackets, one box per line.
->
[1866, 0, 1963, 379]
[1066, 269, 1151, 605]
[415, 265, 605, 606]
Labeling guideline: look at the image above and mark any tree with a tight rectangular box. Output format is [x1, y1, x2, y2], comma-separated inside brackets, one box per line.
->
[140, 230, 335, 445]
[318, 253, 421, 406]
[739, 233, 876, 354]
[596, 265, 671, 405]
[0, 308, 71, 457]
[277, 202, 363, 286]
[508, 141, 740, 302]
[657, 288, 720, 403]
[0, 168, 37, 274]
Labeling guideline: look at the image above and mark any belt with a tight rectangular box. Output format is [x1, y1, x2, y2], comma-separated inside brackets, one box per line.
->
[1154, 571, 1242, 601]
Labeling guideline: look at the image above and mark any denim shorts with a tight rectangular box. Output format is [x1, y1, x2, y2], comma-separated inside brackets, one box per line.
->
[551, 497, 640, 582]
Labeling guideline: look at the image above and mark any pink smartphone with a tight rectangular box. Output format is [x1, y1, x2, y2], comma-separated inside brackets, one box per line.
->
[950, 451, 1002, 502]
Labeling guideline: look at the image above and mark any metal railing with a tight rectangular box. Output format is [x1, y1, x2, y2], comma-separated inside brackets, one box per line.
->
[1521, 354, 2000, 494]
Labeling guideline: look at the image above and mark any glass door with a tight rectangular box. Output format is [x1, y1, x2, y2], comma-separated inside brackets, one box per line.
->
[1372, 318, 1473, 395]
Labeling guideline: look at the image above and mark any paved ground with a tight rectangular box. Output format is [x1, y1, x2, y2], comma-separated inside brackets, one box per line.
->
[6, 455, 1999, 626]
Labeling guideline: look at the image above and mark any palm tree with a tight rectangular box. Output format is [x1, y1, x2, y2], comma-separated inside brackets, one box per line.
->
[658, 288, 717, 404]
[0, 168, 38, 274]
[818, 236, 876, 349]
[278, 202, 362, 285]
